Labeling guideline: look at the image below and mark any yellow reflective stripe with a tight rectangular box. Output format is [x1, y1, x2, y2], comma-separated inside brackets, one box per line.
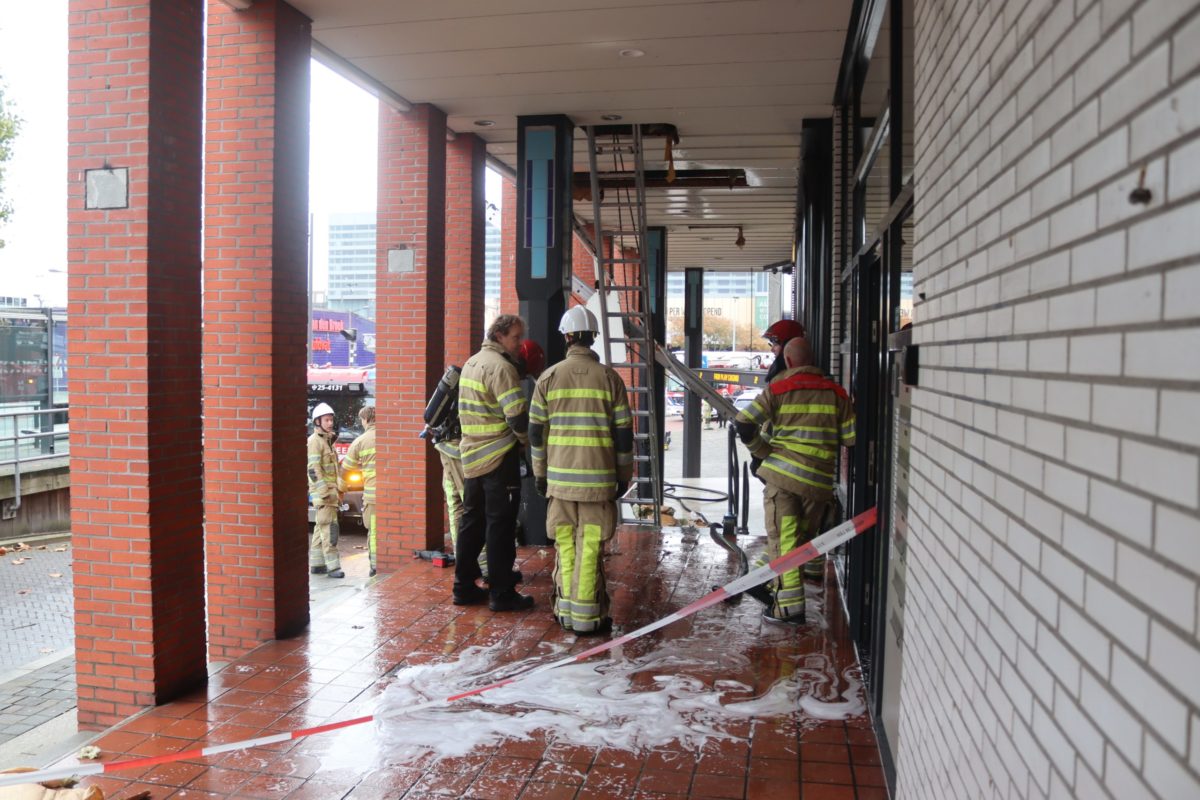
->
[770, 451, 833, 477]
[555, 523, 576, 609]
[498, 385, 522, 402]
[575, 523, 603, 614]
[547, 388, 612, 400]
[549, 479, 617, 488]
[776, 441, 837, 460]
[548, 435, 614, 447]
[546, 466, 613, 475]
[778, 514, 802, 591]
[460, 399, 501, 414]
[460, 377, 487, 392]
[780, 403, 838, 415]
[551, 424, 610, 431]
[461, 422, 509, 434]
[761, 461, 832, 490]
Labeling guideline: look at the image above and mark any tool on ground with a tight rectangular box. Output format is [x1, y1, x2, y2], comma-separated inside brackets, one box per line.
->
[413, 549, 455, 567]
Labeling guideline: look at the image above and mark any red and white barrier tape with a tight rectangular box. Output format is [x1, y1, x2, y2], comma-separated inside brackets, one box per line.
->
[0, 508, 876, 789]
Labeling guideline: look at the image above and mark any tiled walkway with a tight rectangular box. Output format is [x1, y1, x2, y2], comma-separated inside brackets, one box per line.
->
[64, 526, 887, 799]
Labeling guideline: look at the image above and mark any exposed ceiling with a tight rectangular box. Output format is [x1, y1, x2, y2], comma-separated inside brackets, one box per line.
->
[290, 0, 877, 271]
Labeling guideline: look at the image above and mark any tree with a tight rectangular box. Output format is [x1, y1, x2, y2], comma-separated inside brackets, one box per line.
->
[0, 81, 20, 249]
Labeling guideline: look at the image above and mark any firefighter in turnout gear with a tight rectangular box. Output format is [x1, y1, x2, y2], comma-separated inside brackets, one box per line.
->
[453, 314, 535, 611]
[341, 405, 376, 576]
[530, 307, 634, 635]
[735, 337, 855, 623]
[307, 402, 344, 578]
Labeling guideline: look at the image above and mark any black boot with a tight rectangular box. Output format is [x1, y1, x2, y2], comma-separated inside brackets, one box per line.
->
[452, 584, 489, 606]
[489, 590, 534, 612]
[310, 566, 327, 575]
[327, 569, 345, 579]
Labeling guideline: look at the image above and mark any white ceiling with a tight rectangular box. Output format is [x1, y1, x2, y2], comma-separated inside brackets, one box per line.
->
[291, 0, 869, 271]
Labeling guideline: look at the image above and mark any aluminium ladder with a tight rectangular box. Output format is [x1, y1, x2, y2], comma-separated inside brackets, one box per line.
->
[584, 124, 663, 527]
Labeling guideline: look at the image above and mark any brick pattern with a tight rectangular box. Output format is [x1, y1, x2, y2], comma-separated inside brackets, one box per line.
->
[67, 0, 207, 729]
[203, 0, 312, 660]
[375, 103, 447, 561]
[499, 176, 519, 314]
[898, 1, 1200, 797]
[444, 133, 486, 367]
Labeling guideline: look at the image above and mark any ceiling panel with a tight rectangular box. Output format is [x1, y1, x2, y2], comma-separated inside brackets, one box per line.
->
[290, 0, 857, 272]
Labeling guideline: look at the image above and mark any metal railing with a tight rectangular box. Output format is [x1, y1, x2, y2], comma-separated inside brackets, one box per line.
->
[0, 407, 70, 516]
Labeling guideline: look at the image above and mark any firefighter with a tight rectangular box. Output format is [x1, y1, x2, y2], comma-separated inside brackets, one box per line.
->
[530, 307, 633, 635]
[735, 337, 855, 623]
[761, 319, 806, 383]
[307, 402, 344, 578]
[454, 314, 534, 611]
[341, 404, 376, 576]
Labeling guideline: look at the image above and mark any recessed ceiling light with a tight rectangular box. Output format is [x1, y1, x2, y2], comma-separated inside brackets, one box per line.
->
[474, 120, 495, 127]
[618, 48, 645, 58]
[601, 114, 623, 121]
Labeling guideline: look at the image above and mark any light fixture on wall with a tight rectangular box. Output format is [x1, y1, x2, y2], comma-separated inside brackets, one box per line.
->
[735, 226, 745, 249]
[474, 120, 495, 127]
[619, 48, 645, 58]
[601, 114, 623, 121]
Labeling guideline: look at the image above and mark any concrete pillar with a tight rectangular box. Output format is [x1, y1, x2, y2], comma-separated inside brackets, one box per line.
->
[375, 104, 447, 562]
[67, 0, 206, 728]
[445, 134, 486, 367]
[202, 0, 312, 659]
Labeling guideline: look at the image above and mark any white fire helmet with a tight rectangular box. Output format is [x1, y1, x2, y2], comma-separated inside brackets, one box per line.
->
[311, 402, 336, 423]
[559, 306, 600, 335]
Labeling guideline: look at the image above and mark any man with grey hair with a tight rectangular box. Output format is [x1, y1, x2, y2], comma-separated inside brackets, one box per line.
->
[453, 314, 535, 612]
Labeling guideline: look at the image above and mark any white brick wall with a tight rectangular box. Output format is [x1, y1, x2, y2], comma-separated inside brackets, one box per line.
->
[897, 0, 1200, 797]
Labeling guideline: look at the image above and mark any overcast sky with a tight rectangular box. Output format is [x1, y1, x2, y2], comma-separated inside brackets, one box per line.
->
[0, 8, 500, 309]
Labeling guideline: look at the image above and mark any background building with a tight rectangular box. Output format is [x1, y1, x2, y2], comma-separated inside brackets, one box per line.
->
[326, 211, 376, 319]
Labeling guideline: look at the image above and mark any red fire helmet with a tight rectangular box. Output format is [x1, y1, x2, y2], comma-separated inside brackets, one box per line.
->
[761, 319, 806, 345]
[518, 339, 546, 378]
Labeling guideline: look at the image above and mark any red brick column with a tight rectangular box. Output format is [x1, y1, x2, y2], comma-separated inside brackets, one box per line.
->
[499, 177, 519, 313]
[202, 1, 312, 659]
[375, 104, 447, 563]
[445, 134, 486, 367]
[67, 0, 206, 729]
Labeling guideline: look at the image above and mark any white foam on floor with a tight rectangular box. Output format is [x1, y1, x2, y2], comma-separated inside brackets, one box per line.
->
[348, 635, 864, 765]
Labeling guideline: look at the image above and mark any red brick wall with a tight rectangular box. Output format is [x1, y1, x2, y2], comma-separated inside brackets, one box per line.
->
[203, 0, 312, 660]
[499, 177, 518, 314]
[445, 134, 486, 366]
[375, 104, 447, 560]
[67, 0, 207, 729]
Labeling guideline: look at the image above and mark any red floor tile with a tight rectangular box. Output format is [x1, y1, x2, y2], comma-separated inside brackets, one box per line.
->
[58, 526, 890, 800]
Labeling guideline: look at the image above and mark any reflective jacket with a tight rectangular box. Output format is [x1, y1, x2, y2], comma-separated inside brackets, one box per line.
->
[341, 423, 376, 506]
[459, 340, 529, 478]
[529, 344, 634, 502]
[735, 366, 856, 494]
[307, 429, 340, 507]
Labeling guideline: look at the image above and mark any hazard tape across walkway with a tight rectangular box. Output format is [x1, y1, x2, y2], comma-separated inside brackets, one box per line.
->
[0, 508, 877, 789]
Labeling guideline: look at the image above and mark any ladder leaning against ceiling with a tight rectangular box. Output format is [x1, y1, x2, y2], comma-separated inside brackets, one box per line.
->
[584, 123, 663, 527]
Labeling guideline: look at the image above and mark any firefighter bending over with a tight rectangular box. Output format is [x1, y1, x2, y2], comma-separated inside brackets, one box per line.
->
[341, 405, 376, 577]
[530, 307, 633, 636]
[735, 337, 855, 623]
[307, 402, 344, 578]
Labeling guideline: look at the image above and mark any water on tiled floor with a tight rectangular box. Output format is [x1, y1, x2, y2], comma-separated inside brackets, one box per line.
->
[61, 524, 887, 799]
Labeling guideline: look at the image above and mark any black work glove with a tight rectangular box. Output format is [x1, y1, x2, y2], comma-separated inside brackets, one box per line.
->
[616, 480, 629, 498]
[535, 476, 548, 497]
[750, 457, 764, 484]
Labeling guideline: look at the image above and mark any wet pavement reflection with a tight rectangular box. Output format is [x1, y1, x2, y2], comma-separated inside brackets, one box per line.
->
[68, 525, 887, 799]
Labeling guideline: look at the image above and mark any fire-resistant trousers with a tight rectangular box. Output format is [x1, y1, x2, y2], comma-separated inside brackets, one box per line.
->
[441, 451, 489, 574]
[456, 448, 520, 595]
[763, 483, 830, 619]
[361, 502, 376, 571]
[310, 504, 341, 571]
[547, 497, 616, 633]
